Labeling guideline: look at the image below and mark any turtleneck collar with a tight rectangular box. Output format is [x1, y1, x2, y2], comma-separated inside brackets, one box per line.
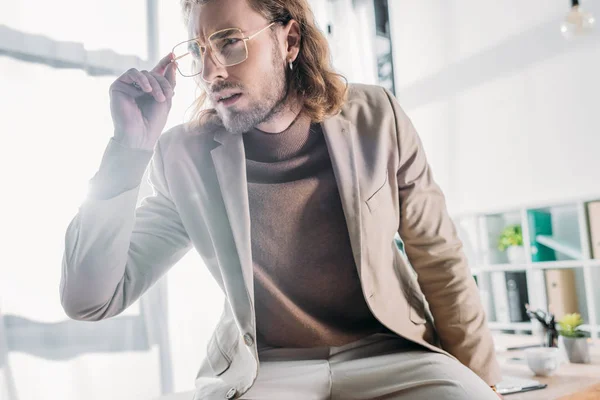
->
[243, 112, 322, 162]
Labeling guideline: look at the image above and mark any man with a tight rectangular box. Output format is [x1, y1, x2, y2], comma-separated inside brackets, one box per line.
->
[60, 0, 503, 398]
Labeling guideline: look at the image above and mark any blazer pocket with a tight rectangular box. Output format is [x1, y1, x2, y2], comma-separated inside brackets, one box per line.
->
[366, 172, 389, 213]
[206, 332, 231, 376]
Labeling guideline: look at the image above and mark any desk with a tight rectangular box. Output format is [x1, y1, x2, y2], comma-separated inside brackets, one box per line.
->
[494, 334, 600, 399]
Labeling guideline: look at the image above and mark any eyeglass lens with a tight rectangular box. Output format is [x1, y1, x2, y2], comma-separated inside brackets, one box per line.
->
[173, 29, 247, 77]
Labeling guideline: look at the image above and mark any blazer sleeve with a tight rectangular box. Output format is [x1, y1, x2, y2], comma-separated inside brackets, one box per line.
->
[383, 87, 502, 386]
[60, 138, 192, 321]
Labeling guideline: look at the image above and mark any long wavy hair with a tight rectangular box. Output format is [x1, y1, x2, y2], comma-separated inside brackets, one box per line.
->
[179, 0, 348, 129]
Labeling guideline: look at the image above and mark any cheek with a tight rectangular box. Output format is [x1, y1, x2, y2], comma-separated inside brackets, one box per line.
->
[229, 59, 276, 91]
[250, 43, 281, 72]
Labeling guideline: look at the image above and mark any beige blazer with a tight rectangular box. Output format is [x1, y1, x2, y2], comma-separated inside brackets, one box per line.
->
[61, 83, 501, 400]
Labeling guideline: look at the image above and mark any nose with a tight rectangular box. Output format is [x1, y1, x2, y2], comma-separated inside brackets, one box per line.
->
[201, 48, 227, 83]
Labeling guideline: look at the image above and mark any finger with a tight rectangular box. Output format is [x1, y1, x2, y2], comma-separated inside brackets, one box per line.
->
[151, 53, 175, 75]
[150, 71, 174, 100]
[110, 80, 143, 98]
[120, 68, 152, 92]
[165, 61, 177, 88]
[142, 71, 166, 102]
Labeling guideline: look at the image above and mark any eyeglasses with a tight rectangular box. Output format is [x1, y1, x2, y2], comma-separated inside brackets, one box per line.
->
[171, 22, 276, 77]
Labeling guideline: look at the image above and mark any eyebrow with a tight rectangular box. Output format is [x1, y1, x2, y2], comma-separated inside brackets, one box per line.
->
[209, 28, 241, 40]
[192, 21, 242, 40]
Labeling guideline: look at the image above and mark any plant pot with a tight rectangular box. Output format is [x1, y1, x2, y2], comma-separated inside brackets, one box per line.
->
[507, 245, 527, 264]
[558, 335, 591, 364]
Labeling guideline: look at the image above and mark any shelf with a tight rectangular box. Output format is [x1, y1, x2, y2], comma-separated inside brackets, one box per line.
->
[471, 264, 528, 274]
[456, 197, 600, 339]
[488, 322, 533, 331]
[487, 322, 599, 332]
[535, 234, 584, 259]
[471, 259, 600, 272]
[531, 260, 586, 270]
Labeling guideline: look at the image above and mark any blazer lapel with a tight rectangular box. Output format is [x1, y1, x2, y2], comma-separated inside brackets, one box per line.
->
[210, 129, 254, 304]
[321, 115, 364, 277]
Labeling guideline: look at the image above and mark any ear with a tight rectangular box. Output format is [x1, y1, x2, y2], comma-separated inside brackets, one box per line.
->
[282, 19, 301, 64]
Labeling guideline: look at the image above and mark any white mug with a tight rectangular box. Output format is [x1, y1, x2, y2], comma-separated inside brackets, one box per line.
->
[524, 347, 563, 376]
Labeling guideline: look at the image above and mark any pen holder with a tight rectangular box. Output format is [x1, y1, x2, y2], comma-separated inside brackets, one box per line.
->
[546, 327, 558, 348]
[526, 307, 558, 347]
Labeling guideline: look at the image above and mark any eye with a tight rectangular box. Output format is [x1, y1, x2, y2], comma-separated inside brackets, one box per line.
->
[188, 42, 203, 59]
[217, 38, 242, 50]
[223, 38, 241, 47]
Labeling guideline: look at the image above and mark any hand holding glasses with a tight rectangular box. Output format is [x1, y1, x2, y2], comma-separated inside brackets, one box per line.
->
[106, 23, 275, 151]
[109, 53, 177, 150]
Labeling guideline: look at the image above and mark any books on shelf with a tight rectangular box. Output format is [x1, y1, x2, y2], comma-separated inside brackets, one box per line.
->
[491, 271, 510, 323]
[458, 198, 600, 338]
[545, 268, 579, 319]
[490, 271, 529, 324]
[587, 201, 600, 259]
[506, 272, 529, 322]
[527, 210, 556, 262]
[474, 272, 496, 320]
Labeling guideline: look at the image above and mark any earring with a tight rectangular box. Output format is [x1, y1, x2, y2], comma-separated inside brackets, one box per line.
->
[289, 60, 294, 71]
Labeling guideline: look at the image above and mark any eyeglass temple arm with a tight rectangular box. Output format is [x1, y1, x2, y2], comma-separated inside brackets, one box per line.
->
[173, 52, 189, 62]
[245, 22, 276, 41]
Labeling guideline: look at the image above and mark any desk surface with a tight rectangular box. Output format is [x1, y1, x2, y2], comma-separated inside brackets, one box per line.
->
[494, 334, 600, 399]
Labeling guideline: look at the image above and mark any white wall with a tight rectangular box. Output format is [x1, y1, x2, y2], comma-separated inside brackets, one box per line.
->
[388, 0, 600, 215]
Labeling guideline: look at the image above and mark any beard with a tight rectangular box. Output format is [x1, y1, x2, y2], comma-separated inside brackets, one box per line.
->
[221, 83, 287, 135]
[218, 47, 289, 135]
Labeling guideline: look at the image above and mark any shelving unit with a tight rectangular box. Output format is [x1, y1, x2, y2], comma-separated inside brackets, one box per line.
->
[453, 196, 600, 340]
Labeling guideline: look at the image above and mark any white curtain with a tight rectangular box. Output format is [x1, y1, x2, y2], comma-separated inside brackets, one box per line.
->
[0, 53, 159, 399]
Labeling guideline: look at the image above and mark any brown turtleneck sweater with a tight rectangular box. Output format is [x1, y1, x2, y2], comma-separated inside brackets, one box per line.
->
[243, 113, 386, 349]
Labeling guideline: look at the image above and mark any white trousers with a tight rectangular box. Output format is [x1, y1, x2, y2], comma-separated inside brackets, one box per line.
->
[158, 333, 498, 400]
[243, 333, 498, 400]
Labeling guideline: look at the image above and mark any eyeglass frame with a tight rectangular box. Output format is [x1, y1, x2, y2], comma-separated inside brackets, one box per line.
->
[171, 22, 277, 77]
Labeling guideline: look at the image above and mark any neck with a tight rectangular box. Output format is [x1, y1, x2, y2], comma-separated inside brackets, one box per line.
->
[255, 92, 304, 134]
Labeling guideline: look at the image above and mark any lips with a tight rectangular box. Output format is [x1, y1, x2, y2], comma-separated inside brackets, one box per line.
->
[212, 90, 242, 103]
[217, 93, 241, 102]
[215, 92, 242, 107]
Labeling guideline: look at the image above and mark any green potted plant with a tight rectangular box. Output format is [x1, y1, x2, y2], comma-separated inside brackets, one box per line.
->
[557, 313, 590, 363]
[498, 224, 525, 263]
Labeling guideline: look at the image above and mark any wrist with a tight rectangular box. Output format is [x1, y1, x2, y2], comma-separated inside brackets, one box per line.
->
[113, 130, 157, 151]
[113, 137, 155, 151]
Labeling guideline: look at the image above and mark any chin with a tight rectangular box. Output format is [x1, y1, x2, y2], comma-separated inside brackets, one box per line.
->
[220, 113, 251, 135]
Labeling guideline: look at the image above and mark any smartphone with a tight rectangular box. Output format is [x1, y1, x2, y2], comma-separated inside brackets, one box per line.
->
[496, 376, 548, 395]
